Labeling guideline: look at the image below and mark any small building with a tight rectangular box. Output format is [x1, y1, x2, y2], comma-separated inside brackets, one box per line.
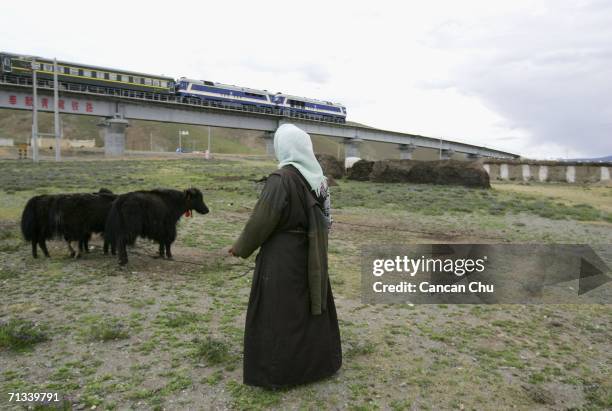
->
[32, 137, 96, 149]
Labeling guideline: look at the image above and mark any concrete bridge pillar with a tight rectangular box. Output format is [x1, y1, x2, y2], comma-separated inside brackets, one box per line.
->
[566, 165, 576, 183]
[262, 132, 275, 157]
[522, 164, 531, 181]
[398, 143, 416, 160]
[98, 117, 129, 156]
[538, 165, 548, 182]
[440, 149, 455, 160]
[344, 138, 363, 159]
[500, 163, 509, 180]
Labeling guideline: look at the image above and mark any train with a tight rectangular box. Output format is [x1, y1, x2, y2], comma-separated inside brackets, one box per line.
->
[0, 52, 347, 123]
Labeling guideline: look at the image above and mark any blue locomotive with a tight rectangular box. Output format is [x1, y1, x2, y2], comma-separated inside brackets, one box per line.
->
[176, 78, 347, 123]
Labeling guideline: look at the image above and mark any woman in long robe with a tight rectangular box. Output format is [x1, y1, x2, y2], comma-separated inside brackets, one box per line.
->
[229, 123, 342, 389]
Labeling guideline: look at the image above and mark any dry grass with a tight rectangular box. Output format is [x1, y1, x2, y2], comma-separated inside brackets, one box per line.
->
[0, 157, 610, 410]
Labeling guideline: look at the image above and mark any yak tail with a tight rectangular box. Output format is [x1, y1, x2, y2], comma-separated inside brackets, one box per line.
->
[105, 198, 136, 247]
[20, 197, 37, 241]
[47, 197, 64, 238]
[105, 196, 140, 249]
[104, 201, 121, 250]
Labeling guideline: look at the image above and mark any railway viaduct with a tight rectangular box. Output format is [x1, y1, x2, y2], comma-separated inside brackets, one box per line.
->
[0, 79, 519, 160]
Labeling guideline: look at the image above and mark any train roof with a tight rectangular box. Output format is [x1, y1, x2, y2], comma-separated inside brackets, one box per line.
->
[1, 51, 174, 81]
[277, 92, 345, 108]
[180, 77, 270, 95]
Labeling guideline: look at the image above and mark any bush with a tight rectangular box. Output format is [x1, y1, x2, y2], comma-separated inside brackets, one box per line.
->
[191, 336, 232, 365]
[81, 319, 129, 342]
[0, 319, 48, 351]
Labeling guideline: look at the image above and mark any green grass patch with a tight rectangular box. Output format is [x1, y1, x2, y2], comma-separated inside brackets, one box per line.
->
[155, 310, 200, 329]
[0, 319, 48, 351]
[226, 380, 282, 410]
[78, 316, 129, 342]
[190, 336, 233, 366]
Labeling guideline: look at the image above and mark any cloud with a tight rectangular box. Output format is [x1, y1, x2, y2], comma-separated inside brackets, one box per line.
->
[424, 0, 612, 157]
[2, 0, 610, 158]
[238, 59, 331, 85]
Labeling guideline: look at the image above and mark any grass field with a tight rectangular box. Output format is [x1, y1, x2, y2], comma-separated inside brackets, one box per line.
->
[0, 157, 610, 410]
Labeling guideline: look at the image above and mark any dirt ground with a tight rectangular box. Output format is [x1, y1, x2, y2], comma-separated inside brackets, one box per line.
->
[0, 157, 610, 410]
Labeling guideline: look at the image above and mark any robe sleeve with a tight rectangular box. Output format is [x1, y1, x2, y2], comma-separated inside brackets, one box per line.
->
[232, 174, 288, 258]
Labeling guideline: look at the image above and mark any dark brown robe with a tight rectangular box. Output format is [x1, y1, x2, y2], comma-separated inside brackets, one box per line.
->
[232, 165, 342, 388]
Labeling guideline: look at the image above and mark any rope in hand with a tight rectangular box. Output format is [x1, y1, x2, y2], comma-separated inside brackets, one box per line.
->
[126, 249, 254, 279]
[228, 265, 255, 280]
[129, 249, 208, 266]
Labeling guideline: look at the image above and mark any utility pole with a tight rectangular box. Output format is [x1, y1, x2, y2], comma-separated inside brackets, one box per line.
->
[31, 60, 39, 162]
[150, 132, 153, 152]
[178, 130, 188, 152]
[207, 126, 211, 153]
[53, 58, 61, 161]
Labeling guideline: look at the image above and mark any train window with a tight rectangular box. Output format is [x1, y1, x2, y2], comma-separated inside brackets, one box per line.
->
[44, 64, 53, 72]
[128, 76, 133, 83]
[91, 71, 97, 78]
[78, 69, 84, 76]
[64, 67, 70, 74]
[152, 79, 160, 87]
[289, 100, 306, 109]
[140, 78, 145, 85]
[109, 73, 117, 81]
[1, 56, 11, 72]
[104, 72, 109, 80]
[204, 81, 214, 86]
[144, 78, 152, 85]
[70, 67, 78, 75]
[117, 74, 122, 81]
[83, 70, 91, 77]
[160, 81, 166, 88]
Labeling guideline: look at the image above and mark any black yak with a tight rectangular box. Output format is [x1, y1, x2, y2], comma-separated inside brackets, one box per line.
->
[104, 188, 209, 265]
[50, 189, 117, 257]
[20, 189, 117, 258]
[20, 194, 57, 258]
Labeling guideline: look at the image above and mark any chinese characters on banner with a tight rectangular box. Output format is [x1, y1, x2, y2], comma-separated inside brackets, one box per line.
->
[7, 95, 94, 113]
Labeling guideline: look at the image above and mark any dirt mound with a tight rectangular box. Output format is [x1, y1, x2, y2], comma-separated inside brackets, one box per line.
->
[316, 154, 344, 179]
[408, 160, 491, 188]
[370, 160, 418, 183]
[368, 159, 490, 188]
[347, 160, 374, 181]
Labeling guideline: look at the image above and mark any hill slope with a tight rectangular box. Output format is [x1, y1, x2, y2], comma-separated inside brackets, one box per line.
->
[0, 109, 419, 160]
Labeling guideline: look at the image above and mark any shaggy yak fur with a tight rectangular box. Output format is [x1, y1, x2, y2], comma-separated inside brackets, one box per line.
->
[104, 188, 209, 265]
[20, 189, 117, 258]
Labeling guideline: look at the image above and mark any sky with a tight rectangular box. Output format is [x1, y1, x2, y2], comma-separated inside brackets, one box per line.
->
[2, 0, 610, 158]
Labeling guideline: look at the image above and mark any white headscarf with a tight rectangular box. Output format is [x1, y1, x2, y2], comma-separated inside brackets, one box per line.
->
[274, 123, 327, 196]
